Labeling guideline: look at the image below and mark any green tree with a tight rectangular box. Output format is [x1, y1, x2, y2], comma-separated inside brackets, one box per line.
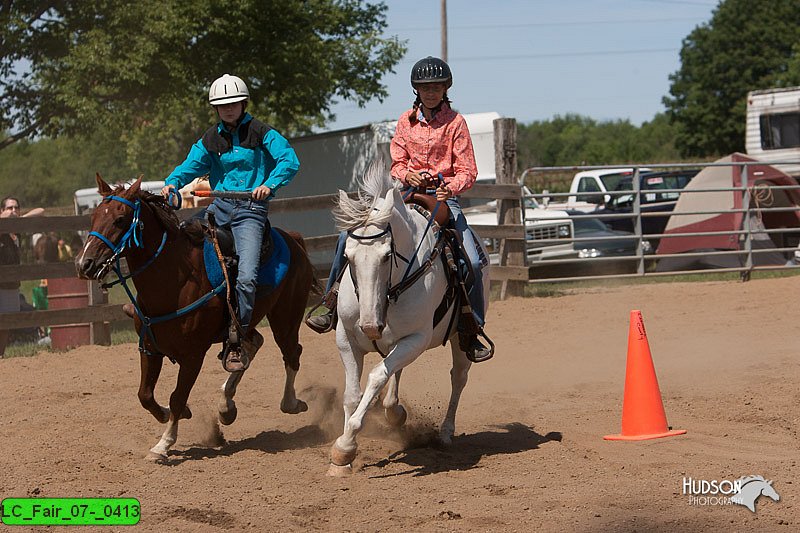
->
[517, 113, 680, 169]
[0, 134, 135, 208]
[1, 0, 405, 177]
[664, 0, 800, 157]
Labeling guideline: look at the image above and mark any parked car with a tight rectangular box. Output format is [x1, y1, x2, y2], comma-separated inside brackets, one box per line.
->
[591, 169, 700, 248]
[529, 212, 653, 278]
[465, 188, 652, 277]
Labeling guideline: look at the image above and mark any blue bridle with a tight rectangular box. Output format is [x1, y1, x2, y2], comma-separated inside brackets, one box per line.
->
[88, 193, 225, 359]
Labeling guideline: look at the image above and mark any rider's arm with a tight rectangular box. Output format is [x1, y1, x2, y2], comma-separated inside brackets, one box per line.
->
[261, 130, 300, 196]
[444, 116, 478, 196]
[390, 111, 414, 186]
[165, 140, 213, 191]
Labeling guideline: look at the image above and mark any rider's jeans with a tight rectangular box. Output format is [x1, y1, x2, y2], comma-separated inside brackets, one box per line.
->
[446, 198, 486, 327]
[325, 231, 348, 293]
[206, 198, 269, 331]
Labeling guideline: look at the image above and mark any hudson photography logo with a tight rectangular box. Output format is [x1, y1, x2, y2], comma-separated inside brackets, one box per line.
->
[682, 475, 780, 513]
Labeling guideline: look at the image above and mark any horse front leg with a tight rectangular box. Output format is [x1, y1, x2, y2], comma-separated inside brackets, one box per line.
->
[326, 327, 366, 476]
[147, 357, 202, 463]
[383, 369, 407, 428]
[138, 353, 168, 423]
[439, 339, 472, 445]
[329, 334, 425, 475]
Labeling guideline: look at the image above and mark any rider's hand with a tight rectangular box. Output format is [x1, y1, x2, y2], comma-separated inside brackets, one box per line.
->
[435, 186, 453, 202]
[252, 185, 272, 201]
[161, 185, 175, 198]
[405, 171, 426, 188]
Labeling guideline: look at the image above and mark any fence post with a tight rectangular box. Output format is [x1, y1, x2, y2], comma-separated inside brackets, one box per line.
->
[89, 280, 111, 345]
[741, 163, 752, 282]
[494, 117, 526, 298]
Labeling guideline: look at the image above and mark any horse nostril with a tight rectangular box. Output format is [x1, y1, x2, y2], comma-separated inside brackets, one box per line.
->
[78, 258, 94, 275]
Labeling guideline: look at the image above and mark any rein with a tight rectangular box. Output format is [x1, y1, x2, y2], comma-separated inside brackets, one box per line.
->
[88, 193, 225, 358]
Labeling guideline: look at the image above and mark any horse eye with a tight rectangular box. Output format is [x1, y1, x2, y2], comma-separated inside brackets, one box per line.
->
[113, 217, 128, 228]
[382, 252, 391, 262]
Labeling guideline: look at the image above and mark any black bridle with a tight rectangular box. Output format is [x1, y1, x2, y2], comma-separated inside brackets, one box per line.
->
[345, 213, 446, 306]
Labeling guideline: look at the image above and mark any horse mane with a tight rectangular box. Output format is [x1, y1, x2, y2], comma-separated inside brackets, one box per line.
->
[334, 159, 399, 230]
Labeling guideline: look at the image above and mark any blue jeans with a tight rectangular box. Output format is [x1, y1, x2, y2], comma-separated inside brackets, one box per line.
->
[206, 198, 269, 330]
[446, 198, 486, 326]
[325, 230, 348, 294]
[325, 196, 486, 326]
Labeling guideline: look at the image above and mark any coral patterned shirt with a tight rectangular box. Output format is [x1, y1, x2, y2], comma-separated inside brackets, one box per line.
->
[390, 103, 478, 196]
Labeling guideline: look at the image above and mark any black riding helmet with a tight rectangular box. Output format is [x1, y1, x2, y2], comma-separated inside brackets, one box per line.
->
[411, 56, 453, 88]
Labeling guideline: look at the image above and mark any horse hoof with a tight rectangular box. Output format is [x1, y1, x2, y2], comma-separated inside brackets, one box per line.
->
[326, 463, 353, 477]
[330, 442, 357, 467]
[218, 405, 238, 426]
[385, 405, 407, 428]
[438, 431, 454, 447]
[146, 451, 168, 464]
[281, 399, 308, 415]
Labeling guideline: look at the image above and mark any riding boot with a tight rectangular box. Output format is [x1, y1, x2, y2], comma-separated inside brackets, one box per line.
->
[224, 329, 263, 372]
[458, 332, 493, 363]
[305, 289, 338, 334]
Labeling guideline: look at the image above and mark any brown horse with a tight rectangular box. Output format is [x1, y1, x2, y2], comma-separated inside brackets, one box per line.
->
[75, 175, 317, 462]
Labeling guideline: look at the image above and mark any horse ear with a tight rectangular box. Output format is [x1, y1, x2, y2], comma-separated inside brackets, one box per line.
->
[379, 187, 398, 217]
[96, 173, 113, 196]
[127, 175, 144, 196]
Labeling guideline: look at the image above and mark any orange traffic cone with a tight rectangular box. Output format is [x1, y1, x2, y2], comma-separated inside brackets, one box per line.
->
[604, 310, 686, 441]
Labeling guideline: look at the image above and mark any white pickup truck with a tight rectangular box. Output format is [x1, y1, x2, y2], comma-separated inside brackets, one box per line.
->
[536, 168, 649, 212]
[463, 177, 652, 273]
[463, 183, 575, 264]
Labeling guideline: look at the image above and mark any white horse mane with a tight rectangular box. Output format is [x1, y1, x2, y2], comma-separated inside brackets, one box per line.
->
[334, 160, 401, 231]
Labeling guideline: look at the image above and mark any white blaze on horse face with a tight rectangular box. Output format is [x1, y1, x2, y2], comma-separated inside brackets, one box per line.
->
[352, 190, 397, 340]
[347, 232, 391, 341]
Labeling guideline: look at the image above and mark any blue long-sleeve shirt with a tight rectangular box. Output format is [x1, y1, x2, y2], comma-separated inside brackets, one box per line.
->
[166, 113, 299, 195]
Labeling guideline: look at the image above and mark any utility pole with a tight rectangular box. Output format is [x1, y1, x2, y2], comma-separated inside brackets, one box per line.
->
[440, 0, 448, 62]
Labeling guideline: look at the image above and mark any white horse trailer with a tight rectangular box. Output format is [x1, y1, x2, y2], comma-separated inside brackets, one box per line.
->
[746, 86, 800, 178]
[74, 180, 165, 215]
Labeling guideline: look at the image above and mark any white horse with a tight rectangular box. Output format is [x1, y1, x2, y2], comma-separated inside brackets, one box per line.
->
[327, 163, 490, 476]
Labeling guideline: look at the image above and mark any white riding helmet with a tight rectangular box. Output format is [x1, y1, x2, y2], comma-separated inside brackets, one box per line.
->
[208, 74, 249, 105]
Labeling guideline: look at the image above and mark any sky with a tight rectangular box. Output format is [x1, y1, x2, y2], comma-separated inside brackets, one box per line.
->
[325, 0, 719, 131]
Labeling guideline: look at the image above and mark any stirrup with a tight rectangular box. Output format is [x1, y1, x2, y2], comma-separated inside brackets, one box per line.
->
[304, 291, 338, 333]
[460, 330, 495, 363]
[305, 307, 337, 334]
[220, 343, 248, 372]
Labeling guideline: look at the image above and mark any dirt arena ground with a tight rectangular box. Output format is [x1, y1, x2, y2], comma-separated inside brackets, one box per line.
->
[1, 276, 798, 532]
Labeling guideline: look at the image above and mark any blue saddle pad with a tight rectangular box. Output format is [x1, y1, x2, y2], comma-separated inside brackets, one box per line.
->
[203, 228, 290, 291]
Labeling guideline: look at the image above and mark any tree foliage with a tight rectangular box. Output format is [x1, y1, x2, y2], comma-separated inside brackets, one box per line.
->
[664, 0, 800, 158]
[0, 133, 135, 208]
[517, 113, 681, 169]
[0, 0, 405, 177]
